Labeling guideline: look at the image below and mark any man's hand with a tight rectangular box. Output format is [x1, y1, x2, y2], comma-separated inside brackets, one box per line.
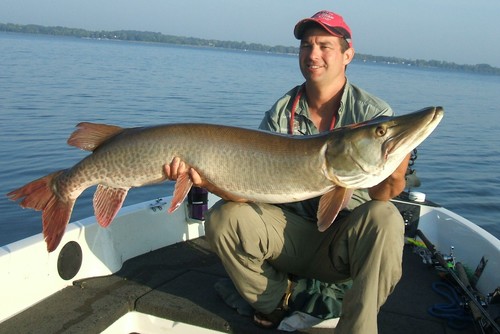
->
[164, 157, 203, 186]
[368, 153, 410, 201]
[164, 157, 248, 202]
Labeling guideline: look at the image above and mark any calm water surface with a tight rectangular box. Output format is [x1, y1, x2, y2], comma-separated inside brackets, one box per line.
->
[1, 32, 499, 246]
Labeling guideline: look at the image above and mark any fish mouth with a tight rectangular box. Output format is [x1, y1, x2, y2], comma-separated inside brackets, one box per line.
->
[383, 107, 443, 158]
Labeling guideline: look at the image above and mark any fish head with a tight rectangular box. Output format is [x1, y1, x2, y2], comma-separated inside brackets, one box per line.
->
[323, 106, 444, 188]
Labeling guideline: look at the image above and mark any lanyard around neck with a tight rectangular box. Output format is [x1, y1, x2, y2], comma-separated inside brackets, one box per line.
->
[289, 84, 337, 135]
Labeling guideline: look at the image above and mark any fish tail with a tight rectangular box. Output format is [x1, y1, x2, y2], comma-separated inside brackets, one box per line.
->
[7, 170, 75, 252]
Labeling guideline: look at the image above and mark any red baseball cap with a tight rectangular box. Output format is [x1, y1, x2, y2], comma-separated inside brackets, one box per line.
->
[294, 10, 353, 48]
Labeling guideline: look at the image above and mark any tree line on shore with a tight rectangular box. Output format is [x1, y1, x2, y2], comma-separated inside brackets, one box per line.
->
[2, 22, 499, 76]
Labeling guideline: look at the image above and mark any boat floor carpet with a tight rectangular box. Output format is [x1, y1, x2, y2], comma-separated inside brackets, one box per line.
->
[0, 238, 475, 333]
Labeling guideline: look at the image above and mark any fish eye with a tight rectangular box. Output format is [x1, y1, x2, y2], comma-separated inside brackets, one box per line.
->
[375, 126, 386, 137]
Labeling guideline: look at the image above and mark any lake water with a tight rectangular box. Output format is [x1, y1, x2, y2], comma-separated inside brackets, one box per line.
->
[1, 32, 499, 246]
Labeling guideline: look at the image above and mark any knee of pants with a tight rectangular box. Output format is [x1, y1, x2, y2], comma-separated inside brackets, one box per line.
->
[355, 201, 405, 238]
[204, 201, 255, 247]
[205, 201, 236, 243]
[205, 201, 272, 259]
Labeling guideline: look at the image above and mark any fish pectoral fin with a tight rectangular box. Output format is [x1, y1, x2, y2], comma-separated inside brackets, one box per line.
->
[68, 122, 124, 151]
[168, 172, 193, 213]
[93, 184, 129, 227]
[317, 187, 353, 232]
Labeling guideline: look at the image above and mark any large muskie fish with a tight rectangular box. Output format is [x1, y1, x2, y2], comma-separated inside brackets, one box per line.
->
[8, 107, 443, 252]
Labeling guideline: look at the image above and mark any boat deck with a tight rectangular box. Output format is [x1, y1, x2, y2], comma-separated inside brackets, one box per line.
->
[1, 238, 476, 334]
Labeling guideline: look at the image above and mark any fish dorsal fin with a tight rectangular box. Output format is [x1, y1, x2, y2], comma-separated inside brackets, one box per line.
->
[317, 187, 353, 232]
[68, 122, 124, 151]
[93, 184, 129, 227]
[168, 171, 193, 213]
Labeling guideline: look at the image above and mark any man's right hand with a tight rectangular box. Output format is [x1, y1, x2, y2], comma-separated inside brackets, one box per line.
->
[164, 157, 203, 186]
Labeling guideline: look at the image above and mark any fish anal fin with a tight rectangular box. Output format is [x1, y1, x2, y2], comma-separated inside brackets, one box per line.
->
[7, 170, 75, 252]
[68, 122, 124, 151]
[93, 184, 129, 227]
[317, 187, 353, 232]
[168, 172, 193, 213]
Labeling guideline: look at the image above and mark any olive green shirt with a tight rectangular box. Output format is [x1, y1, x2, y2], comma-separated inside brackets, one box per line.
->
[259, 80, 393, 220]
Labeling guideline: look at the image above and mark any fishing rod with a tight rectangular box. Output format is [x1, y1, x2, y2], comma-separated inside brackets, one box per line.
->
[416, 229, 500, 334]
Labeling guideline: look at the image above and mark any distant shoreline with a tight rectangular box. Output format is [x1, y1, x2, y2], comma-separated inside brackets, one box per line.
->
[2, 22, 499, 76]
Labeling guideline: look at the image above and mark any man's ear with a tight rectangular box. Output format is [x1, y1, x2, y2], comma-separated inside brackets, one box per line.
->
[344, 47, 355, 65]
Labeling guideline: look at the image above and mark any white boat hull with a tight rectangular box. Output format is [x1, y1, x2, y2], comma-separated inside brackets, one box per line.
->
[0, 194, 218, 323]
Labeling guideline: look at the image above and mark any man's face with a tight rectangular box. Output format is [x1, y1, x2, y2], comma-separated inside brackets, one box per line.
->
[299, 27, 353, 85]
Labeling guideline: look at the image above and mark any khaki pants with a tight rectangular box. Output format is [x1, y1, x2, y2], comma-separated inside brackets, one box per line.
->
[205, 200, 404, 334]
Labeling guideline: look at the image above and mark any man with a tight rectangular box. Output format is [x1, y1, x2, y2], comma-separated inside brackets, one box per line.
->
[166, 10, 409, 334]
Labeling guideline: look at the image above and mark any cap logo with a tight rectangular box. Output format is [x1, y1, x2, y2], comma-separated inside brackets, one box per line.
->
[314, 11, 335, 22]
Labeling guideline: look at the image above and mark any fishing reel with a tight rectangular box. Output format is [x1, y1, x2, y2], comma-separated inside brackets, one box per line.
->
[405, 148, 421, 190]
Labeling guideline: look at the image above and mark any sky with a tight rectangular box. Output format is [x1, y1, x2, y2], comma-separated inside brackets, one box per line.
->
[2, 0, 499, 67]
